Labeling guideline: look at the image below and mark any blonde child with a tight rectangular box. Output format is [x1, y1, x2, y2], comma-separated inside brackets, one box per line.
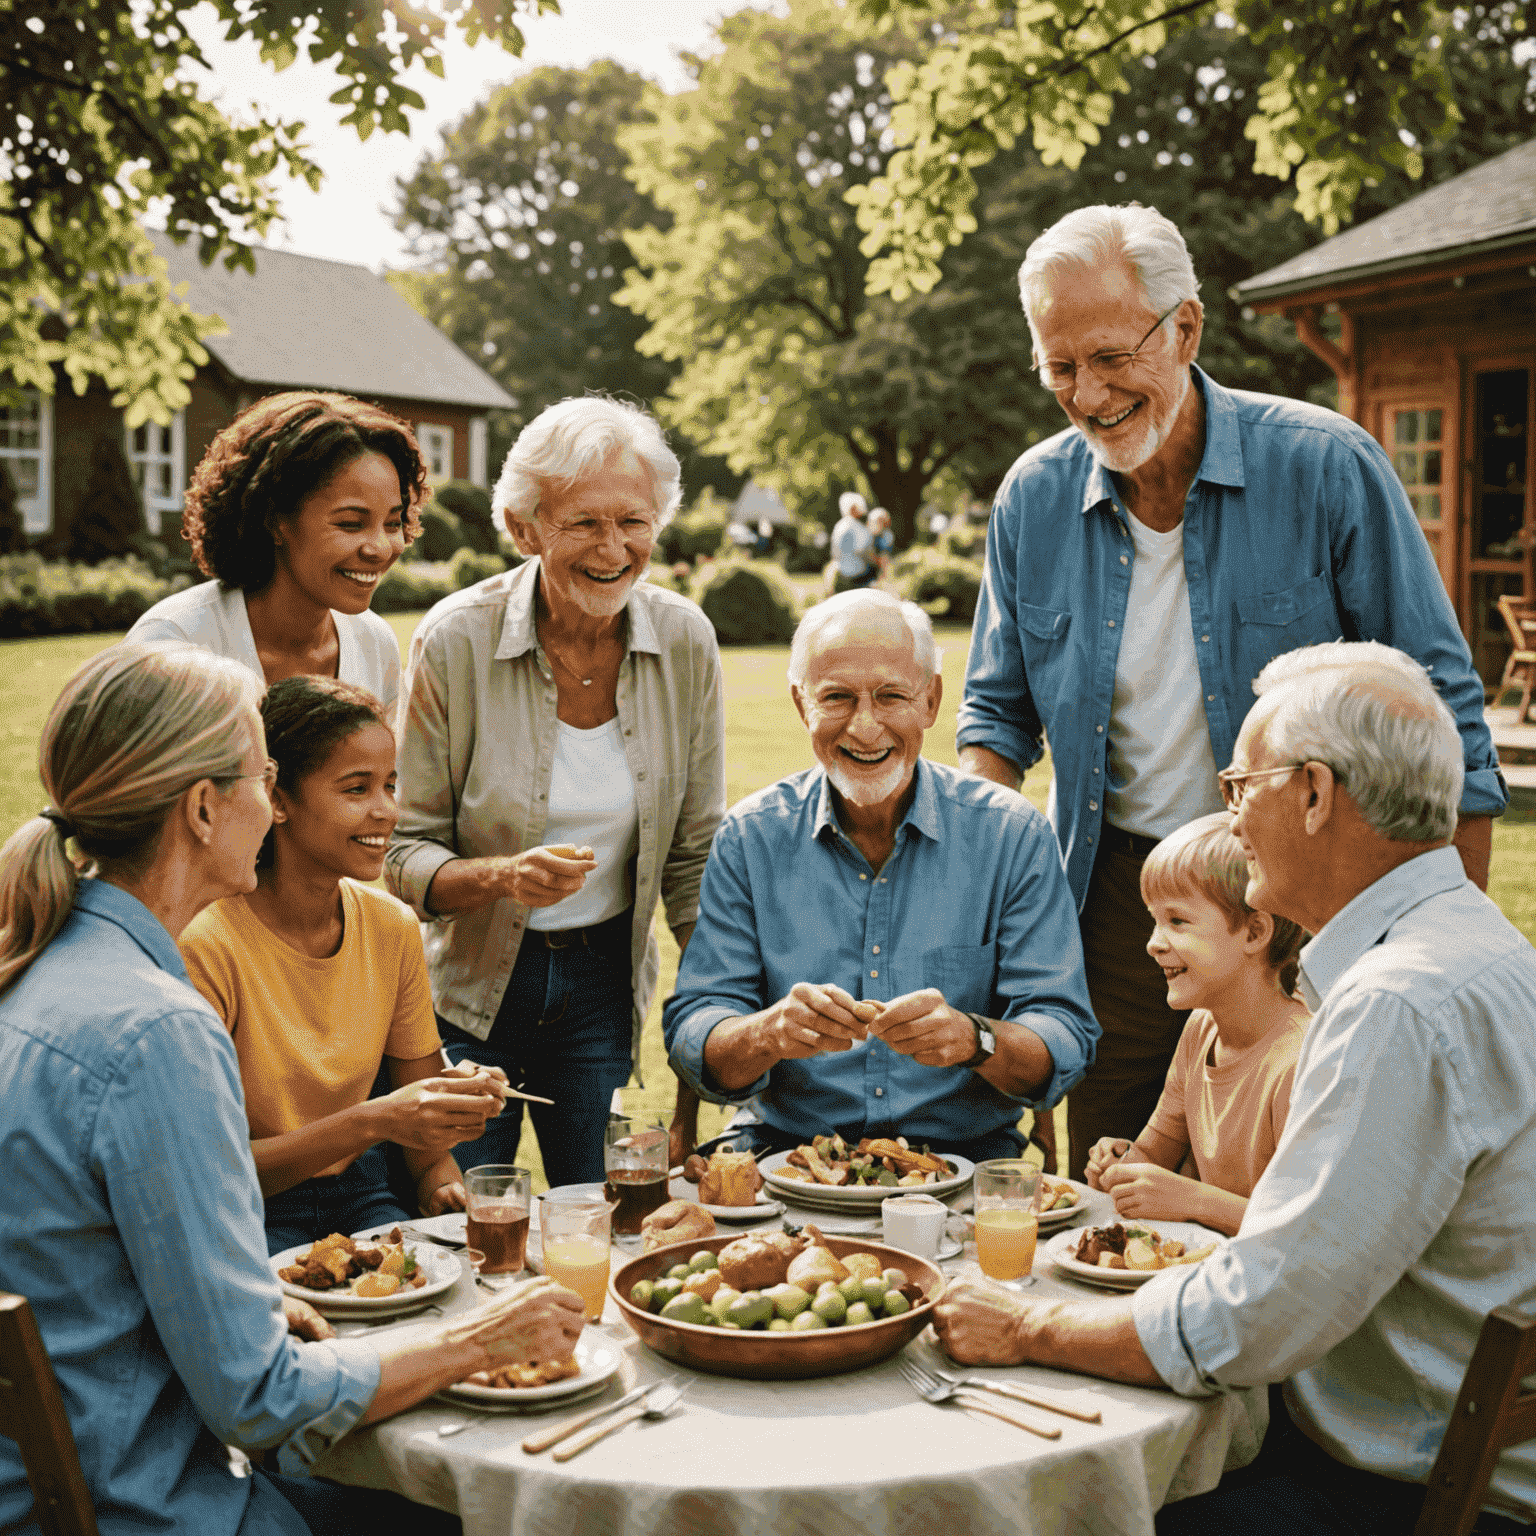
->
[1085, 811, 1308, 1237]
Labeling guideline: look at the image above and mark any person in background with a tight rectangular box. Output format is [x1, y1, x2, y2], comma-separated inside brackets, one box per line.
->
[128, 391, 423, 722]
[936, 642, 1536, 1535]
[829, 490, 874, 594]
[958, 203, 1505, 1178]
[1084, 811, 1308, 1237]
[867, 508, 895, 582]
[181, 675, 505, 1254]
[0, 643, 584, 1536]
[387, 396, 726, 1188]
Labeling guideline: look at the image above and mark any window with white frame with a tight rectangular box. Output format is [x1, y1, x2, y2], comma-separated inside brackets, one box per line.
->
[416, 423, 454, 483]
[1, 390, 53, 534]
[125, 413, 186, 535]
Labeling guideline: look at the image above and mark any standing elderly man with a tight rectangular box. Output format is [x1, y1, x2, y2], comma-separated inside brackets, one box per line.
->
[937, 642, 1536, 1534]
[664, 589, 1098, 1162]
[959, 203, 1506, 1177]
[830, 491, 874, 594]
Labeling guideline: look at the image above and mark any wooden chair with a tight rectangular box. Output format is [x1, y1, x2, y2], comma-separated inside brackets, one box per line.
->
[1414, 1305, 1536, 1536]
[1494, 595, 1536, 723]
[0, 1293, 97, 1536]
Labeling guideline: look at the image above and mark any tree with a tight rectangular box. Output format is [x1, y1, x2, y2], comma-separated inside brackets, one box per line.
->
[67, 435, 145, 565]
[849, 0, 1532, 298]
[1, 0, 555, 426]
[616, 0, 1044, 545]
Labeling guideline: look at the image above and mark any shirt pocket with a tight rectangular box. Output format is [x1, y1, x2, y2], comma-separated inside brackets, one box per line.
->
[1233, 574, 1342, 685]
[933, 942, 999, 1015]
[1015, 602, 1074, 714]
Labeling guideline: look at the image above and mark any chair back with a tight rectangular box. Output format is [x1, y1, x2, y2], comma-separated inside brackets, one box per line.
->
[1415, 1304, 1536, 1536]
[1496, 594, 1536, 656]
[0, 1294, 97, 1536]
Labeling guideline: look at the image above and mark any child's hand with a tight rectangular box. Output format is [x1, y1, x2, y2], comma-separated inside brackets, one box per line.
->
[1085, 1137, 1133, 1190]
[1099, 1161, 1200, 1222]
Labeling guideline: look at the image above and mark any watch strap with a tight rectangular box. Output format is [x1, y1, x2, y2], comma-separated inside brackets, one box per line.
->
[963, 1012, 996, 1070]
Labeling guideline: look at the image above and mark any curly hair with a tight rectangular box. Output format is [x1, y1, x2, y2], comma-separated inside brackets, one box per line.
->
[256, 674, 392, 869]
[181, 392, 427, 590]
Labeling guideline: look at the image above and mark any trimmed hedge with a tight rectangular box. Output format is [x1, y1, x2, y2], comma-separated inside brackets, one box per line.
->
[896, 549, 984, 622]
[696, 558, 800, 644]
[0, 554, 191, 638]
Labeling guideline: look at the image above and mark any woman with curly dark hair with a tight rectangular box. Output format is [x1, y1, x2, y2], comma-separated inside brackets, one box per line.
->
[128, 391, 425, 721]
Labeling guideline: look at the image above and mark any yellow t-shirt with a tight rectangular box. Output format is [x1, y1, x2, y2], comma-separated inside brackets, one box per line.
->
[180, 880, 440, 1174]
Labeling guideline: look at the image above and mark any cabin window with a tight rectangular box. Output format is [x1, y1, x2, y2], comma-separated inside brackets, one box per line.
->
[125, 413, 186, 536]
[0, 390, 53, 533]
[416, 423, 454, 482]
[1391, 408, 1443, 527]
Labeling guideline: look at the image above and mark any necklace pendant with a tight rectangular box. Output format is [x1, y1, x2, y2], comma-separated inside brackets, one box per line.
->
[581, 677, 592, 686]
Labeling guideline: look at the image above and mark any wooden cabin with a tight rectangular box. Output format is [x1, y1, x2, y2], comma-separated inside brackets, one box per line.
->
[1236, 137, 1536, 686]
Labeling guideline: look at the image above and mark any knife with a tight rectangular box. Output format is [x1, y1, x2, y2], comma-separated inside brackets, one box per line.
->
[520, 1383, 652, 1454]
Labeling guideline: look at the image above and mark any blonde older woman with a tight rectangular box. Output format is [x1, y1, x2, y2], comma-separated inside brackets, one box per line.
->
[0, 644, 582, 1536]
[386, 397, 726, 1186]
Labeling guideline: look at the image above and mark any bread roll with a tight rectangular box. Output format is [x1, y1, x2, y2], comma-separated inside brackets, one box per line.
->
[640, 1199, 716, 1251]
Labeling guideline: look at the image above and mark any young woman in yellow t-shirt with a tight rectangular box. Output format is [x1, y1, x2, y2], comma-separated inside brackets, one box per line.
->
[182, 675, 505, 1253]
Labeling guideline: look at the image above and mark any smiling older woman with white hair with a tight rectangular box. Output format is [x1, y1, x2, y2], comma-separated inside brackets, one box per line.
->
[386, 397, 726, 1187]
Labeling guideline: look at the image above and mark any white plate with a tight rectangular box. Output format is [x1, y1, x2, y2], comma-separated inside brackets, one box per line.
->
[438, 1335, 622, 1409]
[1044, 1221, 1225, 1290]
[272, 1235, 461, 1317]
[1034, 1178, 1092, 1229]
[761, 1150, 975, 1207]
[666, 1172, 784, 1222]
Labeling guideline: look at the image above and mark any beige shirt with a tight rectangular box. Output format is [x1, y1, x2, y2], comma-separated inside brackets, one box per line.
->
[384, 560, 726, 1071]
[1146, 1006, 1307, 1198]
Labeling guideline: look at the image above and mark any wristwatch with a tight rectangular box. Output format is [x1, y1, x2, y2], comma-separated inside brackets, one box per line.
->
[963, 1013, 997, 1071]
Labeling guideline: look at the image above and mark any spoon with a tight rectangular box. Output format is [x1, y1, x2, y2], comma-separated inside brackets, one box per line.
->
[551, 1381, 689, 1461]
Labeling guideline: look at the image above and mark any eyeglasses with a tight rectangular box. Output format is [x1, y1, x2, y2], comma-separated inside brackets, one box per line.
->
[227, 759, 279, 794]
[1033, 302, 1183, 392]
[808, 687, 925, 723]
[1217, 762, 1302, 811]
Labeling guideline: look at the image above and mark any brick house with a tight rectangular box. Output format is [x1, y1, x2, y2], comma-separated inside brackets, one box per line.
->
[1, 230, 513, 543]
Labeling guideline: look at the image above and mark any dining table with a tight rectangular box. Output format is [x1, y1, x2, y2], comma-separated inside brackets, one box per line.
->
[311, 1179, 1265, 1536]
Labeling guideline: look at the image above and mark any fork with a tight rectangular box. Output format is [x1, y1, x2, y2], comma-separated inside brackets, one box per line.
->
[929, 1366, 1102, 1423]
[551, 1380, 690, 1462]
[897, 1357, 1061, 1440]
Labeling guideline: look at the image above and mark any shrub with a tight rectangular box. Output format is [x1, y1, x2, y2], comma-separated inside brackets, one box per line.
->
[696, 558, 800, 644]
[897, 550, 984, 622]
[433, 480, 499, 555]
[0, 554, 190, 638]
[449, 546, 506, 590]
[68, 436, 146, 564]
[938, 520, 988, 562]
[407, 503, 466, 563]
[373, 560, 456, 613]
[782, 519, 830, 574]
[0, 462, 23, 555]
[657, 489, 730, 565]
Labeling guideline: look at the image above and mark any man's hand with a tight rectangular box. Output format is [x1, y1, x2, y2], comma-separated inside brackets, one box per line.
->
[422, 1180, 467, 1215]
[439, 1275, 587, 1366]
[758, 982, 870, 1060]
[1098, 1160, 1200, 1222]
[1084, 1137, 1135, 1191]
[503, 845, 598, 908]
[379, 1071, 504, 1155]
[933, 1278, 1034, 1366]
[282, 1296, 335, 1342]
[867, 988, 974, 1068]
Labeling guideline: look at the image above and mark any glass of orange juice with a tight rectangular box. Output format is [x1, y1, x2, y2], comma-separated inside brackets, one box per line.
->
[540, 1192, 613, 1321]
[973, 1159, 1040, 1289]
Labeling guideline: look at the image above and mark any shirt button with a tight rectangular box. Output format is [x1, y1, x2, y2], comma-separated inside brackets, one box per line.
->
[1207, 694, 1216, 702]
[1089, 801, 1098, 811]
[870, 970, 878, 978]
[859, 873, 867, 881]
[1201, 635, 1210, 643]
[872, 945, 881, 954]
[1107, 619, 1115, 628]
[879, 877, 887, 883]
[1093, 767, 1100, 775]
[1120, 555, 1128, 565]
[636, 771, 646, 781]
[1096, 725, 1104, 734]
[874, 1087, 884, 1098]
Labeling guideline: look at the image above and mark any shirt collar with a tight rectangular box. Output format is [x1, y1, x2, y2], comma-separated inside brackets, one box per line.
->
[495, 557, 662, 661]
[1296, 845, 1467, 1010]
[811, 757, 943, 846]
[1077, 363, 1244, 517]
[72, 877, 190, 982]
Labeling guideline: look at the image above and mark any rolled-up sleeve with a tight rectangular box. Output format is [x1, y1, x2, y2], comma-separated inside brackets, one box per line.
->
[386, 620, 461, 918]
[94, 1008, 380, 1470]
[660, 629, 727, 933]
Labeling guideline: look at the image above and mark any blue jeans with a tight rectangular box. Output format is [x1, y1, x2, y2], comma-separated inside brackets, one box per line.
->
[262, 1145, 411, 1256]
[439, 912, 633, 1189]
[245, 1468, 461, 1535]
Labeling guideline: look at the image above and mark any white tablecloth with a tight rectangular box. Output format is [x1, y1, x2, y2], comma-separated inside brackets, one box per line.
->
[313, 1188, 1265, 1536]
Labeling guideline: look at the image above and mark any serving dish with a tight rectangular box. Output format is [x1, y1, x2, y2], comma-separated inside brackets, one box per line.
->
[271, 1236, 461, 1318]
[1035, 1178, 1092, 1229]
[438, 1335, 623, 1411]
[1043, 1221, 1225, 1290]
[760, 1150, 974, 1209]
[610, 1232, 945, 1380]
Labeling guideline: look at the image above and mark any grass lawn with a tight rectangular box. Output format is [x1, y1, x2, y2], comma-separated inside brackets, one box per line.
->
[5, 614, 1532, 1187]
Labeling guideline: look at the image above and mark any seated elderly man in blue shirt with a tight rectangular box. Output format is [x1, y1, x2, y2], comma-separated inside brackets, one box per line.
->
[935, 642, 1536, 1535]
[664, 590, 1098, 1162]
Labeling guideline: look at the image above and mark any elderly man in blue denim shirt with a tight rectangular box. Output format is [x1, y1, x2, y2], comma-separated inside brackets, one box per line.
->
[958, 204, 1506, 1178]
[664, 590, 1098, 1161]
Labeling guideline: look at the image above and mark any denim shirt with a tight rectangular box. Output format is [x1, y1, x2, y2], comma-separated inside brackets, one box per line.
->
[959, 367, 1507, 907]
[0, 880, 379, 1536]
[663, 759, 1099, 1141]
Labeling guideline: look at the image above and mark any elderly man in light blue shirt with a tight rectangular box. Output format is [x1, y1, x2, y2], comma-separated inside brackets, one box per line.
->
[830, 491, 874, 593]
[935, 641, 1536, 1534]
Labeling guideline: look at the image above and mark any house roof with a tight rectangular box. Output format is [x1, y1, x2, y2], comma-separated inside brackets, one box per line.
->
[150, 230, 514, 411]
[1236, 136, 1536, 304]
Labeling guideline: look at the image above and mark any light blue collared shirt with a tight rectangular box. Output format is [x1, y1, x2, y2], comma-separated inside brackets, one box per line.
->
[959, 367, 1508, 907]
[1132, 848, 1536, 1521]
[0, 880, 380, 1536]
[662, 759, 1099, 1142]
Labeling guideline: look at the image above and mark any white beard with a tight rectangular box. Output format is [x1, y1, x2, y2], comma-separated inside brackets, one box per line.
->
[827, 756, 908, 807]
[1082, 367, 1189, 474]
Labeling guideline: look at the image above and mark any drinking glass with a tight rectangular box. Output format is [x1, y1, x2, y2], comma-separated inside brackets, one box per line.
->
[540, 1193, 613, 1321]
[603, 1118, 671, 1236]
[972, 1159, 1040, 1289]
[464, 1165, 531, 1287]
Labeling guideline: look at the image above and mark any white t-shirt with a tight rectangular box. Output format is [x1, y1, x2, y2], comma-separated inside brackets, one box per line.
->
[126, 581, 401, 723]
[1104, 515, 1225, 838]
[528, 718, 639, 931]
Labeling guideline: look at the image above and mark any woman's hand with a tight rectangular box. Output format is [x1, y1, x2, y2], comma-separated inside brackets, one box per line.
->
[504, 845, 598, 908]
[1085, 1137, 1134, 1190]
[377, 1072, 503, 1155]
[282, 1297, 336, 1342]
[439, 1276, 586, 1365]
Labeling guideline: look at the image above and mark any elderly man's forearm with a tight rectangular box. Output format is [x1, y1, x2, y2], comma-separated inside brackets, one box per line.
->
[1016, 1300, 1165, 1387]
[423, 856, 511, 917]
[701, 1012, 782, 1090]
[959, 744, 1023, 793]
[974, 1018, 1056, 1099]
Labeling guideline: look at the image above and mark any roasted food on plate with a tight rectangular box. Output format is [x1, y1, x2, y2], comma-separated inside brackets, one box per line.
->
[462, 1356, 581, 1390]
[697, 1148, 763, 1206]
[774, 1133, 958, 1189]
[641, 1199, 717, 1251]
[277, 1229, 426, 1295]
[1072, 1223, 1217, 1271]
[1038, 1176, 1080, 1212]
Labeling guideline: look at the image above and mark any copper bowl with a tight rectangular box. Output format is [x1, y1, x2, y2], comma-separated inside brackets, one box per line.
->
[609, 1232, 945, 1380]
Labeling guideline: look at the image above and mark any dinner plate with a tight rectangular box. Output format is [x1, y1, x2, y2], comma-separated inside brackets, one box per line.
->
[761, 1151, 975, 1208]
[272, 1235, 461, 1318]
[1034, 1177, 1092, 1229]
[438, 1335, 622, 1410]
[1044, 1221, 1225, 1290]
[667, 1172, 785, 1222]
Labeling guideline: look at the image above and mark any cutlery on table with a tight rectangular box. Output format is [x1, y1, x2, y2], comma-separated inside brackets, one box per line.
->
[897, 1357, 1060, 1440]
[929, 1366, 1101, 1423]
[551, 1381, 689, 1462]
[520, 1383, 655, 1454]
